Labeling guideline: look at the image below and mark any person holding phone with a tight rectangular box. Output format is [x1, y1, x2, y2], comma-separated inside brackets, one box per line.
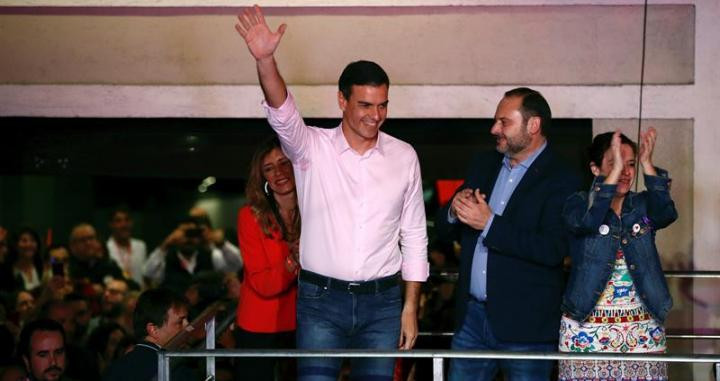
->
[45, 245, 70, 279]
[143, 217, 238, 294]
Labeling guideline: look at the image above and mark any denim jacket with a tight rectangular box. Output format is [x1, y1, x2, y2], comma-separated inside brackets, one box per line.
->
[561, 168, 678, 324]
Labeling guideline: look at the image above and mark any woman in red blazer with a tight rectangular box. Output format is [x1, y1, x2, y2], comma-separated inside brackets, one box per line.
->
[235, 136, 300, 381]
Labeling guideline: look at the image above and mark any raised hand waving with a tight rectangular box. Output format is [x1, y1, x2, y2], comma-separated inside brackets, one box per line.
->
[235, 5, 287, 61]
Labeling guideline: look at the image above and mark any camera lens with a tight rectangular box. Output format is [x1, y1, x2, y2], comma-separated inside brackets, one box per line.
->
[185, 228, 203, 238]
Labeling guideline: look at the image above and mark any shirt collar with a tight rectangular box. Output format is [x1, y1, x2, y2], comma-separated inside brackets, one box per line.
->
[136, 340, 162, 351]
[333, 124, 384, 156]
[502, 141, 547, 170]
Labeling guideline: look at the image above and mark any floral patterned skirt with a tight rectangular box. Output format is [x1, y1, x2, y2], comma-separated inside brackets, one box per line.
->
[558, 251, 667, 381]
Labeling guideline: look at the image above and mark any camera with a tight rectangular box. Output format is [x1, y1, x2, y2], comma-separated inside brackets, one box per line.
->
[184, 228, 203, 239]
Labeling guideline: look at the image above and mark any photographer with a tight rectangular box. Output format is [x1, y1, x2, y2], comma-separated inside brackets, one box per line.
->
[143, 217, 237, 295]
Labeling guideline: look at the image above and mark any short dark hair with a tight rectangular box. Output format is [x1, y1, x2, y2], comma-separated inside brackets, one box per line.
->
[17, 319, 65, 359]
[504, 87, 552, 134]
[177, 216, 206, 229]
[109, 207, 131, 222]
[338, 60, 390, 100]
[192, 215, 212, 229]
[133, 288, 187, 339]
[588, 132, 638, 168]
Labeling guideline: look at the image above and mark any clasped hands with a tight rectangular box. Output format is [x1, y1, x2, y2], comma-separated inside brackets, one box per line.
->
[450, 188, 493, 230]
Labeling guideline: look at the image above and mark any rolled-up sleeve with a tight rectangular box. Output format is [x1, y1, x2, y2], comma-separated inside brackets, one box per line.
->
[399, 152, 429, 282]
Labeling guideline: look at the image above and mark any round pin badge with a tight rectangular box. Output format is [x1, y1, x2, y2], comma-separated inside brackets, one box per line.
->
[599, 224, 610, 235]
[632, 223, 641, 234]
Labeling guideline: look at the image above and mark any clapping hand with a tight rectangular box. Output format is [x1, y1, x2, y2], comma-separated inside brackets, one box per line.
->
[639, 127, 658, 176]
[452, 189, 492, 230]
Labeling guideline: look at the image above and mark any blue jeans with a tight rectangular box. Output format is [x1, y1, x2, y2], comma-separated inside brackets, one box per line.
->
[296, 278, 401, 381]
[449, 299, 556, 381]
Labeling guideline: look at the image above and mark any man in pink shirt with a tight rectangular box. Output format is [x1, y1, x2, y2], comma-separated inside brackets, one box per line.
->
[235, 6, 429, 381]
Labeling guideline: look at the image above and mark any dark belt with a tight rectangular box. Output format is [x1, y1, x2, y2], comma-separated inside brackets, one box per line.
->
[299, 269, 400, 294]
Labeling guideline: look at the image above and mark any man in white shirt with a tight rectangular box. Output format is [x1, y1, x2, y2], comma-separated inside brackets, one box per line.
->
[143, 217, 242, 294]
[189, 207, 243, 274]
[106, 208, 147, 288]
[235, 6, 428, 380]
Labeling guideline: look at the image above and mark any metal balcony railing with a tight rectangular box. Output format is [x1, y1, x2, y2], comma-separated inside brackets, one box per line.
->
[157, 270, 720, 381]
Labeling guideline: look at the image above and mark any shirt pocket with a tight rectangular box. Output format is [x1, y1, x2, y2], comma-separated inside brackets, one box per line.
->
[627, 220, 656, 259]
[581, 235, 610, 263]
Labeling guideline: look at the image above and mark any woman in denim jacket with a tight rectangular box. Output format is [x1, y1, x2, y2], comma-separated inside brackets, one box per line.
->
[558, 129, 678, 381]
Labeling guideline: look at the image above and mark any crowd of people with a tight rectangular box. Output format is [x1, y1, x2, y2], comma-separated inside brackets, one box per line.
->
[0, 207, 245, 381]
[0, 5, 678, 381]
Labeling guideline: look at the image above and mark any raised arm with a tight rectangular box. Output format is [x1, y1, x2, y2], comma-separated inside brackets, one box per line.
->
[564, 130, 624, 234]
[638, 127, 678, 229]
[235, 5, 288, 107]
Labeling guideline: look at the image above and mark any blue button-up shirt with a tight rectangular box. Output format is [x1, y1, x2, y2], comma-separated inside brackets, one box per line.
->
[468, 142, 546, 301]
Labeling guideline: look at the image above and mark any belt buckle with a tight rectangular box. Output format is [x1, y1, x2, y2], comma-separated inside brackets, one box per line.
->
[347, 282, 361, 293]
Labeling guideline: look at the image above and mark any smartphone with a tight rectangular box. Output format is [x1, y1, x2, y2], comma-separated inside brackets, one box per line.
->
[51, 259, 65, 277]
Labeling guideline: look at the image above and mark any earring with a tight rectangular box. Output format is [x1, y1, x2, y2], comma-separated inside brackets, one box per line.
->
[264, 181, 270, 195]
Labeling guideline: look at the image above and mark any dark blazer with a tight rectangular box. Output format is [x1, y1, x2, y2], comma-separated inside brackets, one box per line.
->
[103, 341, 197, 381]
[436, 145, 579, 342]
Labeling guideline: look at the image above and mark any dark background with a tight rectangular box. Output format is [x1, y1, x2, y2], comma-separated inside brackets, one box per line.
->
[0, 117, 592, 249]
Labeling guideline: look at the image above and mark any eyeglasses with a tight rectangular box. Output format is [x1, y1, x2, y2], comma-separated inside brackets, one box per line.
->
[73, 235, 97, 243]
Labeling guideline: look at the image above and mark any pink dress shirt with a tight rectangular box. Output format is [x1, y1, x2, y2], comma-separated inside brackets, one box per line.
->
[263, 93, 429, 282]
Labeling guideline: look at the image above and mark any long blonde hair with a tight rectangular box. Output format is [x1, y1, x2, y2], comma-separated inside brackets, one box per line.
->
[245, 136, 300, 242]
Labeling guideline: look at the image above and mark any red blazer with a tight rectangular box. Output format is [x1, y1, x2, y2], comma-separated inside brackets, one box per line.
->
[236, 205, 297, 333]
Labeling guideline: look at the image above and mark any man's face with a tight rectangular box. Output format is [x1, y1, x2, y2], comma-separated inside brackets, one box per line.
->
[154, 306, 189, 346]
[109, 212, 133, 241]
[490, 96, 532, 157]
[178, 223, 202, 255]
[24, 330, 65, 381]
[338, 84, 388, 147]
[16, 291, 35, 318]
[69, 299, 91, 329]
[102, 279, 128, 314]
[69, 226, 101, 262]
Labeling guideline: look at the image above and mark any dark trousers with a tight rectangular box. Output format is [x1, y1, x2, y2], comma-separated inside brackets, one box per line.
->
[234, 327, 295, 381]
[449, 299, 556, 381]
[296, 278, 402, 381]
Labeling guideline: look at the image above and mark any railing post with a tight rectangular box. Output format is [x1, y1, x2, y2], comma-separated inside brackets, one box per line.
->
[715, 362, 720, 381]
[432, 356, 444, 381]
[206, 317, 216, 381]
[157, 349, 169, 381]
